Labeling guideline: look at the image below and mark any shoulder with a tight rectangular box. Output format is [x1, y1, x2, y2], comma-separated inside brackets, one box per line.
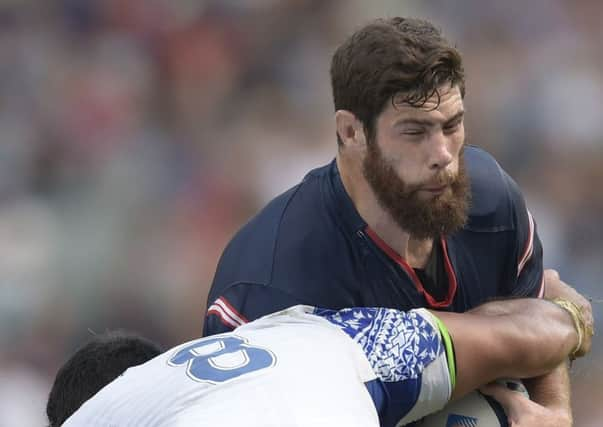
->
[464, 145, 526, 232]
[211, 162, 348, 294]
[225, 161, 332, 255]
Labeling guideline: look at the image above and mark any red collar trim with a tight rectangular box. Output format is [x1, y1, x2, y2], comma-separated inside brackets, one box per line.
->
[364, 227, 457, 308]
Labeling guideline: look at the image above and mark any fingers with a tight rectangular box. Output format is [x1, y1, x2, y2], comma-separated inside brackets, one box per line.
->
[495, 378, 529, 396]
[480, 383, 528, 408]
[481, 379, 574, 427]
[480, 383, 528, 423]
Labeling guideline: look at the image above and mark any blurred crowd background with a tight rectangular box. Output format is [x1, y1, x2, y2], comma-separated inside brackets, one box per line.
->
[0, 0, 601, 425]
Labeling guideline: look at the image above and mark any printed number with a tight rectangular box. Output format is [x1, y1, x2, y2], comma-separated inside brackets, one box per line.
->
[168, 335, 276, 383]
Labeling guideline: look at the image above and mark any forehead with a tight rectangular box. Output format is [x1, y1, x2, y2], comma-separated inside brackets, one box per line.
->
[380, 86, 464, 124]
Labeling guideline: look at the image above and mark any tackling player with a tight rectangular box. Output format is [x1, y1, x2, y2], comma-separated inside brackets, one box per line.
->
[50, 297, 590, 426]
[203, 17, 593, 425]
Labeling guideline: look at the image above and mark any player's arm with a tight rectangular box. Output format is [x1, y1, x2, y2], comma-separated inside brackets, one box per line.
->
[314, 298, 584, 426]
[501, 165, 594, 425]
[434, 297, 585, 401]
[517, 269, 594, 426]
[504, 170, 593, 422]
[203, 284, 304, 336]
[502, 171, 578, 424]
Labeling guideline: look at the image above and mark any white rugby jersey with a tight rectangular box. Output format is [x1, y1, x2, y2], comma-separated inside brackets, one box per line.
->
[63, 306, 452, 427]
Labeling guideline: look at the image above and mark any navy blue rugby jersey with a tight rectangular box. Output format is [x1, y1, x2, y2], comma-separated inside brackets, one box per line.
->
[203, 146, 544, 335]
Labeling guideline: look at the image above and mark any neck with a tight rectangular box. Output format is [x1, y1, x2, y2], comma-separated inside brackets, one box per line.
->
[336, 154, 434, 268]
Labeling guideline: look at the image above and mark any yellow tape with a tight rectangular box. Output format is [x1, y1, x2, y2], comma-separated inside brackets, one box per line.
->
[551, 298, 585, 360]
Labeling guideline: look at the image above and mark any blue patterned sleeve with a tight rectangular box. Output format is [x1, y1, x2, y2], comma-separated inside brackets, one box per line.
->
[313, 307, 453, 426]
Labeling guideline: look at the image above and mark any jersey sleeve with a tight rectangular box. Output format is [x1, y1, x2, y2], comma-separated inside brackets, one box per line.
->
[313, 307, 454, 426]
[203, 284, 305, 336]
[503, 173, 545, 298]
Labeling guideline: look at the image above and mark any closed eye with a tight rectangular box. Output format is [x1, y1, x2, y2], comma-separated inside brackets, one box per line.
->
[442, 111, 464, 134]
[443, 120, 462, 134]
[402, 128, 426, 136]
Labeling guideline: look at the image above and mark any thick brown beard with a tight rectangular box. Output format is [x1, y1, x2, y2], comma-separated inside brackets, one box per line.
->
[362, 141, 471, 239]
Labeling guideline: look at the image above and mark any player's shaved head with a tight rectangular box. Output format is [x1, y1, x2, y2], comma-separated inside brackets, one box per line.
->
[46, 330, 162, 427]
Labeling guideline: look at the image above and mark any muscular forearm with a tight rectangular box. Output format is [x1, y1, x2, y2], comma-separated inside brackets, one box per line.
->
[502, 300, 578, 376]
[468, 298, 578, 374]
[436, 298, 579, 399]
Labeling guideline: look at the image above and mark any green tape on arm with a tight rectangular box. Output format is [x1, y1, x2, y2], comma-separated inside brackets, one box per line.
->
[432, 314, 456, 392]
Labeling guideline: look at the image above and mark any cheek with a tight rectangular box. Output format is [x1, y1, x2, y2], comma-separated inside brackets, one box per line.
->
[377, 136, 428, 185]
[453, 127, 466, 152]
[396, 159, 425, 187]
[447, 131, 465, 170]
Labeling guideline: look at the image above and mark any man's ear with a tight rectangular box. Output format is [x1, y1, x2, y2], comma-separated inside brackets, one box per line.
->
[335, 110, 366, 148]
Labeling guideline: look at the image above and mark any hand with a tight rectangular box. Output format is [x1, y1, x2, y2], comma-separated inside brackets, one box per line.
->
[544, 269, 594, 357]
[480, 382, 572, 427]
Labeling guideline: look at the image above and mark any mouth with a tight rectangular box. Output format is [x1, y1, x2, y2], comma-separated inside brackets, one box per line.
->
[421, 185, 448, 194]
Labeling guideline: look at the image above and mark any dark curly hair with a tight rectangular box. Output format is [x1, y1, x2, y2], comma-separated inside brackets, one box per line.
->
[330, 17, 465, 145]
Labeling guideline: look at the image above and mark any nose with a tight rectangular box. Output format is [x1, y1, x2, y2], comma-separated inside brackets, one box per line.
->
[428, 133, 454, 171]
